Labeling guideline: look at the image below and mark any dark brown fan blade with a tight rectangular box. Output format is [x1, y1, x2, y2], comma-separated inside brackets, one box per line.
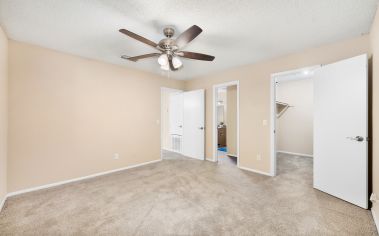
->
[175, 25, 202, 49]
[119, 29, 159, 49]
[177, 51, 215, 61]
[121, 53, 161, 62]
[168, 56, 178, 71]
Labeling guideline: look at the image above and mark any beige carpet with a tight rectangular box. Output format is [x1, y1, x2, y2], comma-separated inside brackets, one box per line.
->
[217, 150, 238, 166]
[0, 152, 377, 235]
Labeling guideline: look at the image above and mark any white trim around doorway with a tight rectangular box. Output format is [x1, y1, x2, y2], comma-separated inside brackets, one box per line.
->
[212, 80, 240, 167]
[270, 65, 320, 176]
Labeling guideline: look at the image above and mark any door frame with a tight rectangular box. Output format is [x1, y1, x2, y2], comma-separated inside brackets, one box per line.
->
[270, 66, 320, 176]
[212, 80, 240, 167]
[160, 87, 183, 160]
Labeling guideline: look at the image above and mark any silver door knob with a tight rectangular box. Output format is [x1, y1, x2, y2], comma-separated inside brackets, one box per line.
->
[178, 125, 182, 128]
[199, 127, 204, 130]
[346, 136, 365, 142]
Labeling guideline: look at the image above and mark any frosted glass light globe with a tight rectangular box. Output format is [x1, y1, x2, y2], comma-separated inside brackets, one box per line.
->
[172, 57, 182, 68]
[158, 54, 168, 66]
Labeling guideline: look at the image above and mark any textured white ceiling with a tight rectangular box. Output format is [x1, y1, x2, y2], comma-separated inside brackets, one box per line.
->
[0, 0, 377, 80]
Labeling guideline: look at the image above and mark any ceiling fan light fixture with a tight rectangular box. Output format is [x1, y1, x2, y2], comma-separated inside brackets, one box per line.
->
[119, 25, 215, 72]
[172, 57, 183, 69]
[158, 54, 168, 66]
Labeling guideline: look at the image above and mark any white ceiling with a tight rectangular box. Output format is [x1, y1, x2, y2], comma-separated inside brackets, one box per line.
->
[0, 0, 377, 80]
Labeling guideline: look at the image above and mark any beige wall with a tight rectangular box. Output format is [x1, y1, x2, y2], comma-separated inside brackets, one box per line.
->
[0, 26, 8, 205]
[370, 8, 379, 223]
[8, 41, 184, 192]
[226, 85, 237, 156]
[276, 79, 313, 156]
[185, 35, 370, 173]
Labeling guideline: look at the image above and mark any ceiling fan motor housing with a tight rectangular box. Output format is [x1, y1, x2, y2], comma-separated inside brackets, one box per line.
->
[158, 38, 177, 51]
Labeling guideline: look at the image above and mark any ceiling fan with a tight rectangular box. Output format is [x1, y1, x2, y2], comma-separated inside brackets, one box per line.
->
[119, 25, 215, 71]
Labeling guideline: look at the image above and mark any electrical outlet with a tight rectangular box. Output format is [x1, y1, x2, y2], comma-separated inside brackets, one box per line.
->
[262, 120, 268, 126]
[113, 153, 119, 160]
[257, 154, 262, 161]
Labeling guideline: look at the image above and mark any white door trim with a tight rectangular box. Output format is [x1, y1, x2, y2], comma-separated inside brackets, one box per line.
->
[212, 80, 240, 167]
[372, 210, 379, 233]
[160, 87, 183, 160]
[270, 66, 320, 176]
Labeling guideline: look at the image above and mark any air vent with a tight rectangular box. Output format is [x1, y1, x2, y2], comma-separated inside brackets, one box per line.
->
[171, 135, 182, 153]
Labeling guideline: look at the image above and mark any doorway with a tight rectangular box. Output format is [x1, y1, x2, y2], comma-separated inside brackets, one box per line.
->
[213, 81, 239, 166]
[270, 54, 369, 209]
[161, 88, 205, 161]
[272, 67, 316, 176]
[161, 88, 183, 159]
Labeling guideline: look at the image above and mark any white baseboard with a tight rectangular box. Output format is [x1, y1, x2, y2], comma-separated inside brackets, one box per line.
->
[162, 148, 184, 156]
[162, 148, 176, 152]
[372, 208, 379, 232]
[239, 166, 273, 176]
[0, 195, 7, 213]
[277, 150, 313, 158]
[7, 159, 161, 197]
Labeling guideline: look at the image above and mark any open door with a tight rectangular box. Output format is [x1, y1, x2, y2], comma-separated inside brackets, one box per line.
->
[182, 90, 205, 160]
[313, 54, 368, 208]
[169, 93, 183, 136]
[169, 93, 183, 153]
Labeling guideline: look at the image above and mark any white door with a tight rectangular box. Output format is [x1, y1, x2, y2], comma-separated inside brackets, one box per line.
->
[169, 93, 183, 136]
[182, 89, 205, 160]
[313, 54, 368, 208]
